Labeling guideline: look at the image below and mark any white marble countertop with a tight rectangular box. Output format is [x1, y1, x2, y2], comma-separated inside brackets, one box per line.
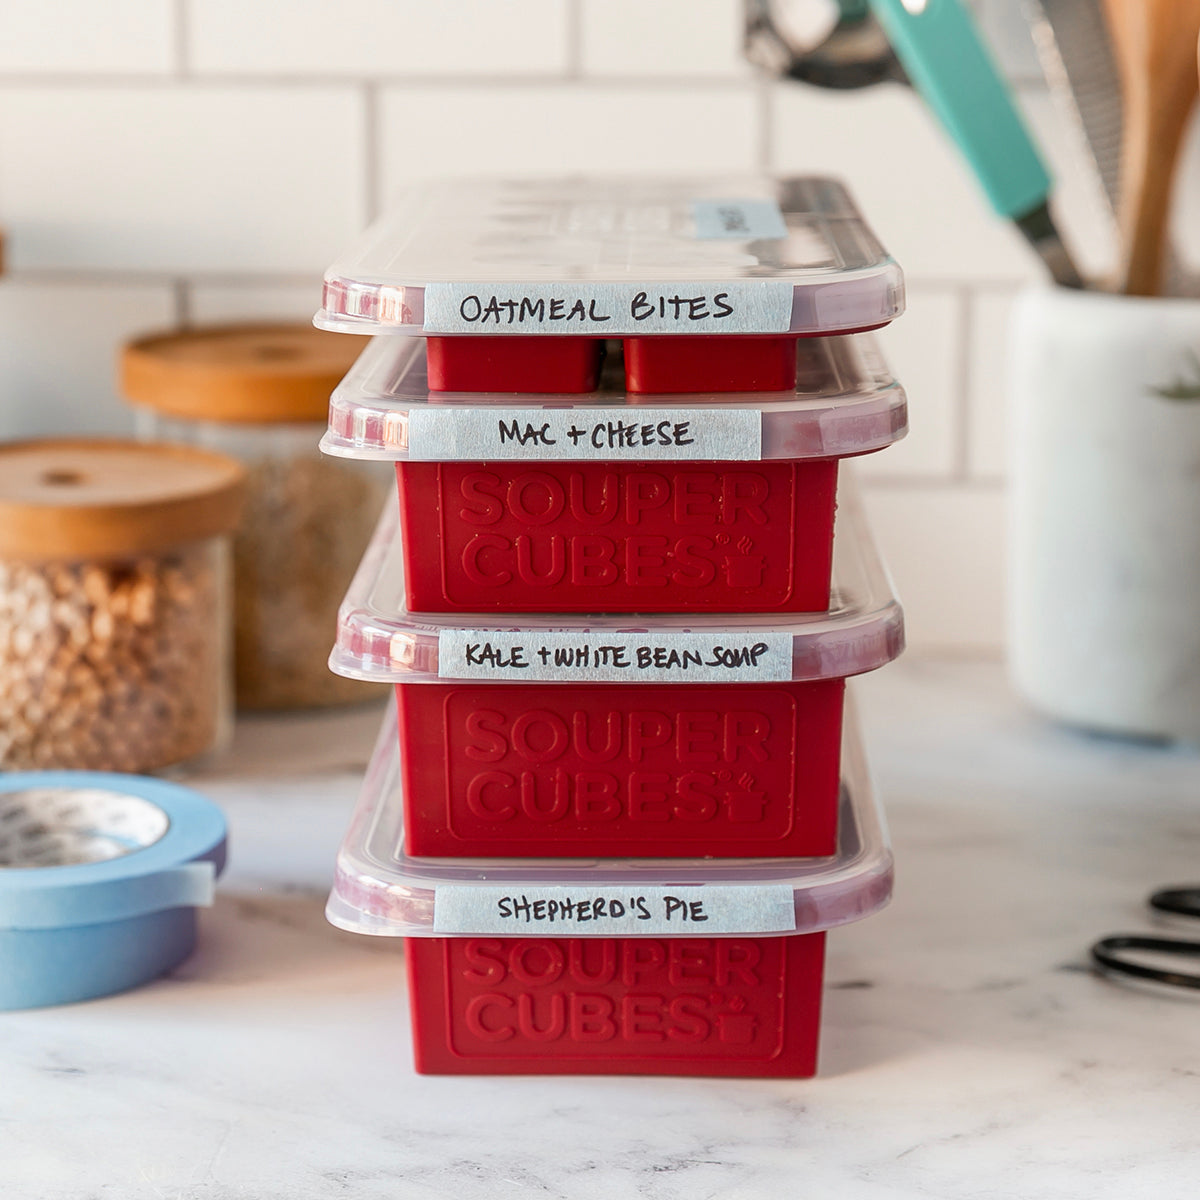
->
[4, 657, 1200, 1198]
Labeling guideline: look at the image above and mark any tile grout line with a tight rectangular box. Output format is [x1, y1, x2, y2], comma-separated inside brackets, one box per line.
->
[173, 0, 190, 78]
[4, 269, 324, 286]
[565, 0, 583, 79]
[173, 278, 192, 327]
[755, 78, 773, 172]
[0, 72, 756, 89]
[856, 474, 1005, 493]
[954, 284, 974, 484]
[363, 82, 381, 223]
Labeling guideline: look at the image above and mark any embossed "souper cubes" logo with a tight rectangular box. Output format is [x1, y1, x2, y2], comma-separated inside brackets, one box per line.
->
[395, 681, 844, 858]
[395, 460, 838, 613]
[407, 935, 826, 1077]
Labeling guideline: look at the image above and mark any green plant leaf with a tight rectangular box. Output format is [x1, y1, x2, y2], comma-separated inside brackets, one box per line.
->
[1151, 349, 1200, 401]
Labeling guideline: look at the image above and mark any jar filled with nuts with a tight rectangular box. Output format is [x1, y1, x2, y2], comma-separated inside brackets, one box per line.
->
[122, 323, 389, 711]
[0, 439, 245, 773]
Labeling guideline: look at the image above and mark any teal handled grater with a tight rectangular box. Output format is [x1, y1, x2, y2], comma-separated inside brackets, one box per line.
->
[869, 0, 1083, 287]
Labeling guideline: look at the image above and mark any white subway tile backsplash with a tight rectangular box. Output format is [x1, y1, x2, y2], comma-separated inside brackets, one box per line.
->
[0, 86, 364, 273]
[188, 282, 322, 324]
[860, 479, 1007, 653]
[771, 82, 1041, 284]
[580, 0, 748, 78]
[379, 84, 758, 195]
[0, 1, 174, 75]
[861, 286, 963, 481]
[0, 6, 1157, 658]
[0, 279, 174, 438]
[966, 289, 1019, 481]
[187, 0, 568, 78]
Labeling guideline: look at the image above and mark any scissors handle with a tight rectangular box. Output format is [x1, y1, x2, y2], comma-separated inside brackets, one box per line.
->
[1091, 934, 1200, 990]
[1149, 887, 1200, 918]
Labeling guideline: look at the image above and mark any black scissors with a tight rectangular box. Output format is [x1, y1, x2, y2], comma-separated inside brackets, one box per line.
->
[1092, 888, 1200, 990]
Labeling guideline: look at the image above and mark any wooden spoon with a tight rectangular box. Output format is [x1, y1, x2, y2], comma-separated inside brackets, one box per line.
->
[1104, 0, 1200, 295]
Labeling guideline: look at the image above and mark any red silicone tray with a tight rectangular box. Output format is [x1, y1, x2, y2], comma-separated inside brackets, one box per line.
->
[325, 697, 892, 1077]
[395, 457, 839, 613]
[404, 932, 826, 1076]
[322, 334, 906, 614]
[624, 333, 803, 394]
[329, 483, 902, 858]
[424, 334, 605, 393]
[393, 677, 845, 857]
[423, 334, 862, 395]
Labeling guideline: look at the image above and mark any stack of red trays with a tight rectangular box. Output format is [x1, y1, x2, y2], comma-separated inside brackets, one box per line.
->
[318, 176, 907, 1077]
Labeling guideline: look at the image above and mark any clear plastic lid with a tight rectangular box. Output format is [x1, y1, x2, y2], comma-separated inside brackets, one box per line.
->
[315, 177, 905, 337]
[329, 480, 904, 685]
[321, 334, 908, 462]
[325, 693, 892, 939]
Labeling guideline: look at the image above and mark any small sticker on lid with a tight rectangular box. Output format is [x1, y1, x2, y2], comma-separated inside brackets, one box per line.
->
[433, 884, 798, 936]
[422, 281, 793, 336]
[436, 630, 794, 683]
[406, 407, 761, 462]
[691, 198, 789, 241]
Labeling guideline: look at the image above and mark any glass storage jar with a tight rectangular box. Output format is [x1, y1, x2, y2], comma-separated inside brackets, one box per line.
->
[0, 439, 245, 773]
[122, 323, 388, 711]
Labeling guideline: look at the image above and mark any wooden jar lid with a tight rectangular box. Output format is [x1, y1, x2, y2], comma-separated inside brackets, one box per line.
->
[121, 323, 364, 424]
[0, 439, 246, 560]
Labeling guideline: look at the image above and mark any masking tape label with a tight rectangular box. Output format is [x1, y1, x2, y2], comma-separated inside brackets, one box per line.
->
[433, 884, 798, 935]
[405, 407, 761, 461]
[423, 280, 794, 335]
[436, 630, 794, 683]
